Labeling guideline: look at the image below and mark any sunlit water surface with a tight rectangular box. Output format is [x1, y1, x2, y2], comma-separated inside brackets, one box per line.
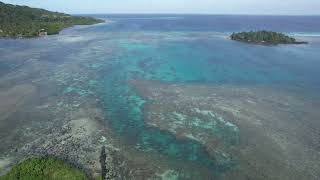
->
[1, 15, 320, 178]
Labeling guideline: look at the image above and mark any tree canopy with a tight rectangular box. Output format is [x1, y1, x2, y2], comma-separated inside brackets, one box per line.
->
[0, 1, 104, 37]
[231, 31, 307, 45]
[0, 157, 87, 180]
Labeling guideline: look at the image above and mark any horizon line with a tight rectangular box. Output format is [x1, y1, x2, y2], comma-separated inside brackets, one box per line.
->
[73, 13, 320, 16]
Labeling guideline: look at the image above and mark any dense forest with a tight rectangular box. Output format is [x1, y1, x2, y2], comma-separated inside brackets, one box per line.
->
[231, 31, 307, 44]
[0, 1, 104, 37]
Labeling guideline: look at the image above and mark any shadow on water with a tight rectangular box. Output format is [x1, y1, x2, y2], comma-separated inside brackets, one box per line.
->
[99, 80, 236, 175]
[89, 34, 320, 176]
[93, 43, 240, 177]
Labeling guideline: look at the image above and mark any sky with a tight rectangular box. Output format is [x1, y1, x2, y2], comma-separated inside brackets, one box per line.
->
[2, 0, 320, 15]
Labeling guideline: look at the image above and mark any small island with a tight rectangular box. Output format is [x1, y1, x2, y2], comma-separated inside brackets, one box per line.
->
[230, 31, 307, 45]
[0, 2, 104, 38]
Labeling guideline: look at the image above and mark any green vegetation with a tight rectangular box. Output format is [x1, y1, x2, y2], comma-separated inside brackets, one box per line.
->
[0, 157, 87, 180]
[231, 31, 307, 44]
[0, 1, 104, 38]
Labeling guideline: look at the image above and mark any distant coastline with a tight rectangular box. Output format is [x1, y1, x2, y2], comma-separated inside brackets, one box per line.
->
[0, 2, 104, 38]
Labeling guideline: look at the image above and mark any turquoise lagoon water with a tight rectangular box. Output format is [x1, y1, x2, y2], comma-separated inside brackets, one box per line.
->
[97, 39, 243, 173]
[1, 15, 320, 177]
[89, 32, 320, 176]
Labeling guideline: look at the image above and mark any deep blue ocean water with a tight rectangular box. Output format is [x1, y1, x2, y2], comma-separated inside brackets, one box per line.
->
[1, 15, 320, 178]
[83, 14, 320, 33]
